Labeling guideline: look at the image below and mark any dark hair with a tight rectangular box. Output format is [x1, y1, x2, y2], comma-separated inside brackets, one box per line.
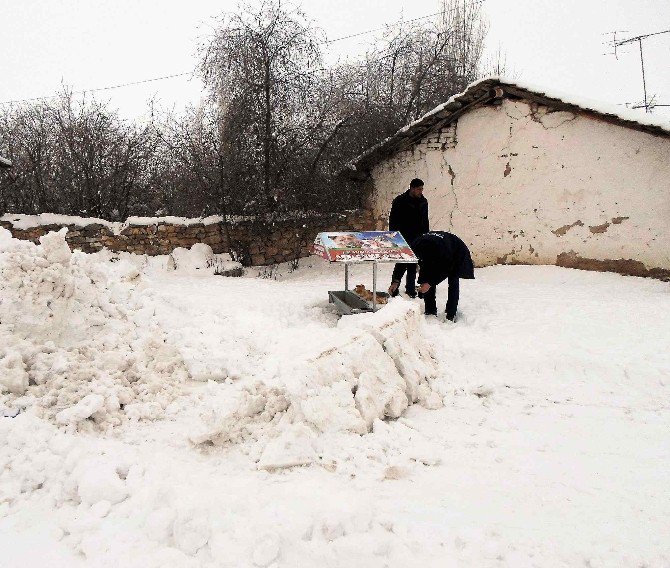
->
[409, 178, 424, 188]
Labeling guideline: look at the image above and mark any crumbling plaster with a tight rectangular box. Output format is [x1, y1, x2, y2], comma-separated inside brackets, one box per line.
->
[368, 98, 670, 275]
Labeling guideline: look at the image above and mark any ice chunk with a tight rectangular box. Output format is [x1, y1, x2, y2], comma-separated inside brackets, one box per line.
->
[257, 424, 317, 471]
[56, 394, 105, 425]
[0, 350, 29, 394]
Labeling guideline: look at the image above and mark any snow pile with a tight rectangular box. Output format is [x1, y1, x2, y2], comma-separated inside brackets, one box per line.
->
[0, 413, 143, 560]
[167, 243, 214, 274]
[2, 259, 669, 567]
[0, 412, 446, 567]
[0, 228, 189, 429]
[190, 300, 441, 456]
[167, 244, 242, 276]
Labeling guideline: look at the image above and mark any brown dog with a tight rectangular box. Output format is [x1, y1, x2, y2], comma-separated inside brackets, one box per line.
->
[354, 284, 388, 305]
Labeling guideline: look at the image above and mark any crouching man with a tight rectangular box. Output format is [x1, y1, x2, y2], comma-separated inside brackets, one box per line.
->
[411, 231, 475, 321]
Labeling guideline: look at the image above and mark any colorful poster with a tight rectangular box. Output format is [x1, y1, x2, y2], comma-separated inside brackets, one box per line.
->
[311, 231, 418, 263]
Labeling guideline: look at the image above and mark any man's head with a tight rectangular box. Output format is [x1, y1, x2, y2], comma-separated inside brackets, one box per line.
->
[409, 178, 424, 198]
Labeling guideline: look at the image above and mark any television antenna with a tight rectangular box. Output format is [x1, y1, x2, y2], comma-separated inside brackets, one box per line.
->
[604, 28, 670, 113]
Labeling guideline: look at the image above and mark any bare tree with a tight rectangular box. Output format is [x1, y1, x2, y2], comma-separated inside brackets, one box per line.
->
[0, 103, 59, 214]
[302, 1, 489, 193]
[200, 0, 323, 213]
[49, 92, 158, 219]
[440, 0, 488, 83]
[154, 104, 232, 217]
[0, 92, 158, 220]
[1, 0, 493, 236]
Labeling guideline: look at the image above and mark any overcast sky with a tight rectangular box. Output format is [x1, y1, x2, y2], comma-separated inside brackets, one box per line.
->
[1, 0, 669, 120]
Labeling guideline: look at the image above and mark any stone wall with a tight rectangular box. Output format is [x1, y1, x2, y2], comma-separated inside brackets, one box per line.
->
[0, 209, 374, 266]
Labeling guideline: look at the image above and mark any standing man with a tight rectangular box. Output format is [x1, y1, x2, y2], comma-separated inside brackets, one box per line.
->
[388, 178, 429, 298]
[412, 231, 475, 321]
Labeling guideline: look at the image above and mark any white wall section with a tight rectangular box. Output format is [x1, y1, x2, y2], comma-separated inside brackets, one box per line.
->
[367, 98, 670, 277]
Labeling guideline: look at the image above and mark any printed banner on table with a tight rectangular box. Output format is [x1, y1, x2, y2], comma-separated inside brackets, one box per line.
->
[311, 231, 418, 263]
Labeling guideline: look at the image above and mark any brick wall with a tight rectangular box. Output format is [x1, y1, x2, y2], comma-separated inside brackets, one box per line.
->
[0, 209, 374, 266]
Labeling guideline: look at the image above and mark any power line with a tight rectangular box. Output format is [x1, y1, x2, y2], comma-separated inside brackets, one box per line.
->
[0, 6, 468, 106]
[323, 10, 446, 44]
[0, 72, 194, 106]
[82, 72, 194, 93]
[325, 0, 485, 43]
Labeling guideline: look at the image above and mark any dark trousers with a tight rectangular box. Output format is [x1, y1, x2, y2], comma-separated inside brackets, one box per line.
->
[391, 263, 417, 293]
[423, 275, 460, 319]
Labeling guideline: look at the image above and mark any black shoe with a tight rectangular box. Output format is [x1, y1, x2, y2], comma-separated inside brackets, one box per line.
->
[425, 311, 437, 316]
[389, 281, 401, 297]
[405, 290, 417, 299]
[417, 291, 424, 299]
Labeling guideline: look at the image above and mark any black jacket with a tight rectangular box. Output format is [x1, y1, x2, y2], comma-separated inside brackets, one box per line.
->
[413, 231, 475, 286]
[388, 190, 429, 245]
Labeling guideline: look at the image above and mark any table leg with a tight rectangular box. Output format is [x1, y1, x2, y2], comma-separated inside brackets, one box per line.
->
[372, 262, 377, 312]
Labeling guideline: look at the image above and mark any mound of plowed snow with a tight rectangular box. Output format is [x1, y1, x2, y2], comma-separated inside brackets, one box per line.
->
[189, 300, 442, 464]
[0, 228, 188, 430]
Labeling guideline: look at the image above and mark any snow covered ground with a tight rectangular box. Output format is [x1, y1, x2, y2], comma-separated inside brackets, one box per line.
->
[1, 229, 669, 567]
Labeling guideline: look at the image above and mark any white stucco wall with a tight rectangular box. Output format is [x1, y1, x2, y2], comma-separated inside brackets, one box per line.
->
[367, 98, 670, 277]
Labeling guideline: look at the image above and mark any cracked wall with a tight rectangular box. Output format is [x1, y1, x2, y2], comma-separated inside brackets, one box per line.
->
[367, 98, 670, 277]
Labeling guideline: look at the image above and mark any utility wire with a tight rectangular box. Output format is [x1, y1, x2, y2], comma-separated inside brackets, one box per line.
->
[0, 72, 194, 105]
[0, 5, 469, 105]
[323, 10, 446, 44]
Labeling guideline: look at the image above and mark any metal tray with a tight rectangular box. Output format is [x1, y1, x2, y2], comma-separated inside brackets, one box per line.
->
[328, 290, 390, 315]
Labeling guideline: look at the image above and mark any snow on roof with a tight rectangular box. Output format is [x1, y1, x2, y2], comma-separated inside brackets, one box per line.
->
[346, 76, 670, 175]
[483, 76, 670, 132]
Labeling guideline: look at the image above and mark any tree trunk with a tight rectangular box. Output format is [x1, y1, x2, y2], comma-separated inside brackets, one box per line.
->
[263, 58, 273, 211]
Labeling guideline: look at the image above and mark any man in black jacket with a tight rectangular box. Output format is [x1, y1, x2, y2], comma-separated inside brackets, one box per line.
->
[412, 231, 475, 321]
[388, 178, 429, 298]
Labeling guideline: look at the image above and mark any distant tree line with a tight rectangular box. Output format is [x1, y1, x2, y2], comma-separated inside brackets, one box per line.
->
[0, 0, 491, 222]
